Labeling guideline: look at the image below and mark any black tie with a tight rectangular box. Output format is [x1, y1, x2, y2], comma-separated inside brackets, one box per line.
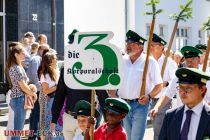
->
[180, 110, 193, 140]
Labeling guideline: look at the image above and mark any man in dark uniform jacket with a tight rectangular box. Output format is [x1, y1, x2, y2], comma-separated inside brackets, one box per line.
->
[50, 29, 108, 140]
[158, 68, 210, 140]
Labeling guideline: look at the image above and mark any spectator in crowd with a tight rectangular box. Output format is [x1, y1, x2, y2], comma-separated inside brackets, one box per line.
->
[23, 32, 35, 54]
[30, 42, 39, 56]
[5, 42, 22, 140]
[39, 49, 64, 140]
[27, 44, 49, 140]
[7, 43, 37, 140]
[38, 34, 48, 45]
[158, 68, 210, 140]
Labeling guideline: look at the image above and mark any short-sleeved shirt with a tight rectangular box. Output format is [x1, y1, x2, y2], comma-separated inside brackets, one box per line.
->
[40, 72, 59, 88]
[118, 54, 163, 99]
[9, 64, 28, 98]
[154, 55, 177, 98]
[94, 123, 127, 140]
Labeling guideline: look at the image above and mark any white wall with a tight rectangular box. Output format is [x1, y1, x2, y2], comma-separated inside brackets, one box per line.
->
[64, 0, 210, 51]
[64, 0, 126, 50]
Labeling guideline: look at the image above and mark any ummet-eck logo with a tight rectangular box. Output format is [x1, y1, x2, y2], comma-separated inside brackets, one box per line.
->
[64, 31, 122, 89]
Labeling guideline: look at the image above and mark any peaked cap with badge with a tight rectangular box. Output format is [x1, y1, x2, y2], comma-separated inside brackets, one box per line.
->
[105, 98, 131, 114]
[152, 33, 167, 46]
[126, 30, 147, 45]
[180, 46, 203, 58]
[176, 67, 210, 84]
[74, 100, 100, 118]
[195, 44, 207, 50]
[68, 29, 79, 44]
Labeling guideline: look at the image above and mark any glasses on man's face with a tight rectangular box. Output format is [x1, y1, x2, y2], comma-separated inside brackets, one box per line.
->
[176, 86, 194, 94]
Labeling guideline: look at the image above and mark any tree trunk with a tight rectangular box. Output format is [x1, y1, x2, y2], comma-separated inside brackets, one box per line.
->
[161, 21, 179, 77]
[139, 19, 155, 97]
[203, 36, 210, 72]
[90, 90, 96, 140]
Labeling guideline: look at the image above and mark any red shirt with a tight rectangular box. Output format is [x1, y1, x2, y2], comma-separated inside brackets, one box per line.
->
[94, 123, 127, 140]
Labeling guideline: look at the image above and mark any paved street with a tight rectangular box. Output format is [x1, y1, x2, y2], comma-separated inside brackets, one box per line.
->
[0, 110, 154, 140]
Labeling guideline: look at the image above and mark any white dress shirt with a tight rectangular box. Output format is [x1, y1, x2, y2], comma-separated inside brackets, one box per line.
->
[118, 54, 163, 99]
[181, 101, 204, 140]
[154, 55, 177, 98]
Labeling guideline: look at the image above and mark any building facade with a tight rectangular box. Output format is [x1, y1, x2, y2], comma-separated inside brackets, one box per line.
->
[128, 0, 210, 51]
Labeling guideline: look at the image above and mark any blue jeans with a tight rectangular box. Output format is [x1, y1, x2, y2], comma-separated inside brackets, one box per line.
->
[10, 96, 26, 140]
[28, 92, 40, 140]
[123, 100, 150, 140]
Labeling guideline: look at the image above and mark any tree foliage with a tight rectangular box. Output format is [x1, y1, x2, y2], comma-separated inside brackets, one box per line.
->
[202, 17, 210, 31]
[169, 0, 192, 22]
[145, 0, 163, 19]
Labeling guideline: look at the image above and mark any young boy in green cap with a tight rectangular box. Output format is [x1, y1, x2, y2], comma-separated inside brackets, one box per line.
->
[84, 98, 131, 140]
[73, 100, 100, 140]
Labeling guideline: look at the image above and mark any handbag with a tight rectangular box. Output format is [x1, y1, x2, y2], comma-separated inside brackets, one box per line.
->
[24, 94, 36, 110]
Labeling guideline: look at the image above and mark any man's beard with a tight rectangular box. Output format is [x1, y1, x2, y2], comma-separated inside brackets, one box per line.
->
[127, 51, 135, 56]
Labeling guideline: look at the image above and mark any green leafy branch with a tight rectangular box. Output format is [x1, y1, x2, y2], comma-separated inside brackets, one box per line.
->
[202, 17, 210, 31]
[145, 0, 163, 19]
[169, 0, 192, 22]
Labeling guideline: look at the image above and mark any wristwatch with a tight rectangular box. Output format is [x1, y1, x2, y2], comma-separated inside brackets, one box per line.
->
[147, 94, 152, 101]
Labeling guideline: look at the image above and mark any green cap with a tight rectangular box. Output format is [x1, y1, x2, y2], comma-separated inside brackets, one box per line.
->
[195, 44, 207, 50]
[68, 29, 79, 44]
[105, 98, 131, 114]
[74, 100, 100, 118]
[180, 46, 203, 58]
[152, 33, 167, 46]
[126, 30, 147, 45]
[176, 68, 210, 84]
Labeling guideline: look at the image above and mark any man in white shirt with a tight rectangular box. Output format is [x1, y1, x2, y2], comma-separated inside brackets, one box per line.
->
[150, 33, 177, 140]
[150, 46, 210, 118]
[158, 67, 210, 140]
[115, 30, 163, 140]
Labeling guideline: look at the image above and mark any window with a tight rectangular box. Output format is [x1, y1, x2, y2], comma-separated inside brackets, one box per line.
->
[146, 25, 150, 35]
[176, 29, 179, 37]
[199, 30, 201, 38]
[181, 29, 184, 37]
[184, 39, 187, 45]
[159, 26, 164, 36]
[176, 27, 189, 50]
[185, 29, 188, 37]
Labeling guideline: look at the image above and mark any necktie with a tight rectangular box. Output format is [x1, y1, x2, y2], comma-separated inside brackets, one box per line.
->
[180, 110, 193, 140]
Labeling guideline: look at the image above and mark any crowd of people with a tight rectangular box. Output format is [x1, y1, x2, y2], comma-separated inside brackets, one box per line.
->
[4, 29, 210, 140]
